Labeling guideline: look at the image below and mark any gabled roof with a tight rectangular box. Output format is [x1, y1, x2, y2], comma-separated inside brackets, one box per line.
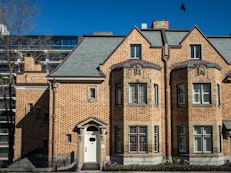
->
[47, 25, 231, 80]
[48, 35, 124, 79]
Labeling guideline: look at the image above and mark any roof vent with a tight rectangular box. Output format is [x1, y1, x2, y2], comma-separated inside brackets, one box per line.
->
[92, 32, 113, 36]
[141, 23, 147, 29]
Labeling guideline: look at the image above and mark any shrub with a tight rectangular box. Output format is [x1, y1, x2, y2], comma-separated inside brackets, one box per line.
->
[103, 160, 231, 171]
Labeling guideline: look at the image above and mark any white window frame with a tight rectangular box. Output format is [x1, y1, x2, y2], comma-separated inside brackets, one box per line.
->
[129, 126, 147, 153]
[218, 125, 222, 153]
[130, 44, 141, 59]
[154, 84, 159, 106]
[217, 84, 221, 106]
[193, 83, 211, 104]
[88, 86, 97, 101]
[115, 84, 122, 105]
[177, 84, 185, 105]
[28, 103, 33, 112]
[129, 83, 147, 104]
[194, 126, 212, 153]
[66, 134, 72, 143]
[154, 126, 159, 153]
[178, 126, 186, 152]
[190, 44, 201, 59]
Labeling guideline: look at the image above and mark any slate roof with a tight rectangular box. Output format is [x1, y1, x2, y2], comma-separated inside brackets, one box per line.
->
[48, 27, 231, 79]
[48, 36, 124, 78]
[141, 30, 163, 47]
[208, 37, 231, 64]
[165, 31, 189, 46]
[223, 120, 231, 131]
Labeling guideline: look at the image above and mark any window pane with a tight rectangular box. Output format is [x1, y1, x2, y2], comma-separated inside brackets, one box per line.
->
[139, 135, 147, 151]
[154, 84, 159, 105]
[196, 46, 201, 58]
[0, 147, 8, 154]
[0, 135, 9, 142]
[203, 126, 211, 134]
[136, 46, 141, 57]
[130, 46, 135, 57]
[154, 126, 159, 152]
[191, 46, 195, 58]
[194, 126, 202, 135]
[194, 137, 202, 152]
[129, 84, 136, 103]
[138, 84, 147, 104]
[130, 136, 137, 151]
[203, 137, 212, 152]
[179, 136, 186, 151]
[116, 85, 122, 105]
[130, 127, 137, 133]
[139, 126, 147, 133]
[177, 85, 185, 105]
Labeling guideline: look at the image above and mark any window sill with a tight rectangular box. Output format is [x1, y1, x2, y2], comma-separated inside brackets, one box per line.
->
[192, 104, 212, 107]
[177, 104, 186, 108]
[88, 99, 97, 102]
[128, 104, 147, 107]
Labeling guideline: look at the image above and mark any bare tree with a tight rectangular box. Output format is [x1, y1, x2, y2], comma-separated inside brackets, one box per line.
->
[0, 0, 40, 164]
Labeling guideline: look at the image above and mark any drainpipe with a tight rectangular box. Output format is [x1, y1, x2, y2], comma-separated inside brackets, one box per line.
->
[163, 56, 169, 160]
[162, 36, 170, 160]
[51, 78, 57, 168]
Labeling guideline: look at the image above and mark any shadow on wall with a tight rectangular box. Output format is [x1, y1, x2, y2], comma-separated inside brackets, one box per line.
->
[15, 90, 49, 158]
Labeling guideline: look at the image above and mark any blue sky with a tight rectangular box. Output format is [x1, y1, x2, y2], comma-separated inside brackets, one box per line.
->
[33, 0, 231, 36]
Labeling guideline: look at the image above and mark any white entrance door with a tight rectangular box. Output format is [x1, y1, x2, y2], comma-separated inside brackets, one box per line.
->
[85, 127, 99, 162]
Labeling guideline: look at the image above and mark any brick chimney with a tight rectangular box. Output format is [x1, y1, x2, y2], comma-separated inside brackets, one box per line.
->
[152, 20, 169, 29]
[24, 54, 41, 71]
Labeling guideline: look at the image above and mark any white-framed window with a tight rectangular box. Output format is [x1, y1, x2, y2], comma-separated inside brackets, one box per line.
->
[194, 126, 212, 153]
[129, 83, 147, 104]
[154, 126, 159, 153]
[66, 134, 72, 143]
[217, 84, 221, 106]
[115, 84, 122, 105]
[130, 44, 141, 59]
[218, 126, 222, 153]
[129, 126, 147, 153]
[28, 103, 33, 112]
[115, 126, 123, 153]
[88, 86, 97, 101]
[178, 126, 186, 152]
[154, 84, 159, 106]
[193, 83, 211, 104]
[177, 84, 185, 105]
[190, 44, 201, 59]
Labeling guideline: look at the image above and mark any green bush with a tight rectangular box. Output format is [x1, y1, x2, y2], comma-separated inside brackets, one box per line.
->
[103, 160, 231, 171]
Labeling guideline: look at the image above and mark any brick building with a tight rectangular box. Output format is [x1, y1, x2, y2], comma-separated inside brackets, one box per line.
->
[15, 20, 231, 168]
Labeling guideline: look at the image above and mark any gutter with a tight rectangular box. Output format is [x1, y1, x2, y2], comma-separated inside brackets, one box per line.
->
[46, 77, 105, 81]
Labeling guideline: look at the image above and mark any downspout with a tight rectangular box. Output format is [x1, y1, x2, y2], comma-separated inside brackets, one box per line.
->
[161, 29, 170, 160]
[51, 78, 57, 168]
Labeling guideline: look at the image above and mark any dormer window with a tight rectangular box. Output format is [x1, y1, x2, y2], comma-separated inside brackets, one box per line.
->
[190, 45, 201, 59]
[130, 44, 141, 59]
